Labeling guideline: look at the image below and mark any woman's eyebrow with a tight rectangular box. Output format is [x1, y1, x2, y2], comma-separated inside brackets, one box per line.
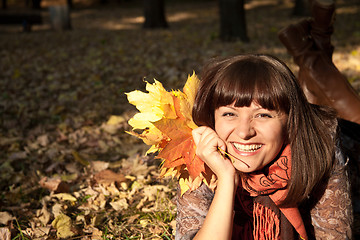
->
[223, 105, 237, 110]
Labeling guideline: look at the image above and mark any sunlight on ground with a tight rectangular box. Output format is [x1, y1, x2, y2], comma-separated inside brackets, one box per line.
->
[337, 5, 360, 15]
[70, 9, 198, 30]
[245, 0, 283, 10]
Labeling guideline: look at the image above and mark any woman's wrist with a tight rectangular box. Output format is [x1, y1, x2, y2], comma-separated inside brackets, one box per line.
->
[216, 171, 238, 192]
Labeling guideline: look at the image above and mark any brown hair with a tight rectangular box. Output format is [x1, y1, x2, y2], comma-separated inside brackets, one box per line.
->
[192, 54, 335, 206]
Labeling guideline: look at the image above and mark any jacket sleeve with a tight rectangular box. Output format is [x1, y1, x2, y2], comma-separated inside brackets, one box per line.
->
[175, 183, 214, 240]
[310, 144, 353, 239]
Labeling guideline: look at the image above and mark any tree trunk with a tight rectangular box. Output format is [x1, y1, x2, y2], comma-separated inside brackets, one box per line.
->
[32, 0, 42, 9]
[143, 0, 168, 29]
[2, 0, 7, 9]
[219, 0, 249, 42]
[49, 4, 71, 31]
[67, 0, 73, 9]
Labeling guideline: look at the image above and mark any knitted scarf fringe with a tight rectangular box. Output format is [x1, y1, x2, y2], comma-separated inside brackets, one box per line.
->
[253, 201, 280, 240]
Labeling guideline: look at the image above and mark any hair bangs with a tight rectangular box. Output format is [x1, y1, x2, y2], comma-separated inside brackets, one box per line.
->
[249, 78, 290, 114]
[212, 72, 253, 109]
[212, 60, 290, 114]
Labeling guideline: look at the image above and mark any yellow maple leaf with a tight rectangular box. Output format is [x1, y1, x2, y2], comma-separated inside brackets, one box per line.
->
[126, 80, 177, 120]
[182, 72, 199, 114]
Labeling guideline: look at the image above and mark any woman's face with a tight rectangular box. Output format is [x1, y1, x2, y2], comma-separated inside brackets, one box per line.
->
[214, 101, 288, 173]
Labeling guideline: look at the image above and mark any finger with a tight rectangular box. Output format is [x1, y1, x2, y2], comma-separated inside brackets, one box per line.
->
[198, 128, 226, 151]
[199, 131, 221, 149]
[192, 126, 210, 146]
[217, 138, 226, 152]
[195, 129, 219, 150]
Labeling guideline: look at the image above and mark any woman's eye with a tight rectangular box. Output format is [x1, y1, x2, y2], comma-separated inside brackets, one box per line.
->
[222, 112, 235, 117]
[255, 113, 273, 118]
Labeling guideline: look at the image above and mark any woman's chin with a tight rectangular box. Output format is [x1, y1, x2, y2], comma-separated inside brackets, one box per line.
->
[233, 161, 254, 173]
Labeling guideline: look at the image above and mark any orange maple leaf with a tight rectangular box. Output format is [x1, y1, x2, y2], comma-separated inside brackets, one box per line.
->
[153, 118, 205, 179]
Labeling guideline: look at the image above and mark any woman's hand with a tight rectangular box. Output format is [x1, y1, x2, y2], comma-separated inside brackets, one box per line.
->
[192, 126, 236, 182]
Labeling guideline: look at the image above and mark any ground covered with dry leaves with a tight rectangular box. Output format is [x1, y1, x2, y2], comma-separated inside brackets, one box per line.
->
[1, 0, 360, 239]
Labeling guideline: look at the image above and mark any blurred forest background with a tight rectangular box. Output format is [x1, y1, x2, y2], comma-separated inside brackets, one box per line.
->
[1, 0, 359, 239]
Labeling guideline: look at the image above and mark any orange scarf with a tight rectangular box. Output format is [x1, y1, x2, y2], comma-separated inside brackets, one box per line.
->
[241, 145, 308, 240]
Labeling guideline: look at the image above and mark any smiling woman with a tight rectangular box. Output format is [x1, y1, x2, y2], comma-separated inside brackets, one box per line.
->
[176, 54, 352, 240]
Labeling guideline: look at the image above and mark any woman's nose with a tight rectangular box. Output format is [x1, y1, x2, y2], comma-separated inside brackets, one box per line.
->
[235, 118, 256, 140]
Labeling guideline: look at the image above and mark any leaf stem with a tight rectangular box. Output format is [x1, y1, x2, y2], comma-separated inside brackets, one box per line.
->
[217, 147, 250, 168]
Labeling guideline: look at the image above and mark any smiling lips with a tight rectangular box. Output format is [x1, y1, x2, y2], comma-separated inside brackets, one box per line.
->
[232, 142, 263, 153]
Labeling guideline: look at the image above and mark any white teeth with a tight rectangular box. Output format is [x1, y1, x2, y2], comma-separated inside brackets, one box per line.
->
[233, 143, 262, 152]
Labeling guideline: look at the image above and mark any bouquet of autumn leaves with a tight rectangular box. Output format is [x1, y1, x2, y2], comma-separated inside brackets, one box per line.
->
[126, 73, 216, 195]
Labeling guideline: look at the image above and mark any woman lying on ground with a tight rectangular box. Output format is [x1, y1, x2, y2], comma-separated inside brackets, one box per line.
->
[175, 53, 353, 240]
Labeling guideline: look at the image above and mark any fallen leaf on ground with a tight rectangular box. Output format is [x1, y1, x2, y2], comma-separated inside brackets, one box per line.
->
[0, 212, 14, 225]
[39, 177, 70, 193]
[52, 193, 77, 202]
[93, 169, 127, 185]
[110, 198, 129, 211]
[0, 227, 11, 240]
[51, 214, 77, 239]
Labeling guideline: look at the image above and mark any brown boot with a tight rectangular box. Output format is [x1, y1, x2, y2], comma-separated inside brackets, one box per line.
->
[300, 52, 360, 125]
[278, 19, 320, 103]
[278, 18, 314, 66]
[310, 0, 336, 59]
